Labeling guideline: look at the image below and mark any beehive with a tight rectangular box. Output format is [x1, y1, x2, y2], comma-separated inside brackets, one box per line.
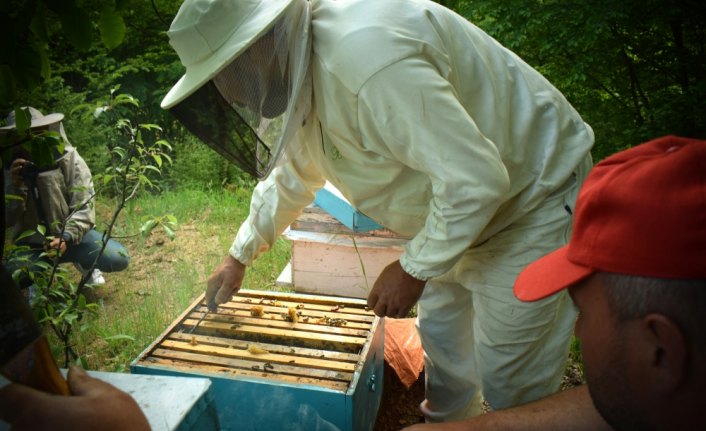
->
[278, 205, 408, 298]
[131, 289, 384, 431]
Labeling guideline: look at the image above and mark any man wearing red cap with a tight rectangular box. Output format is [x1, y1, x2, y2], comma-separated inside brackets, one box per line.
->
[404, 135, 706, 430]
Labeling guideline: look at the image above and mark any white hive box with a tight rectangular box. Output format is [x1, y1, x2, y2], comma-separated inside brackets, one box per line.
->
[278, 205, 407, 299]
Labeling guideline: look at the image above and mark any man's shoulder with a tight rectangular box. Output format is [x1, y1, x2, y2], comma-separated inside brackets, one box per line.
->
[311, 0, 455, 92]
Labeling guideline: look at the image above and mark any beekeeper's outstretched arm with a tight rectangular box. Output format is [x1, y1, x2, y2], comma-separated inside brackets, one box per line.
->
[206, 254, 246, 308]
[205, 145, 326, 306]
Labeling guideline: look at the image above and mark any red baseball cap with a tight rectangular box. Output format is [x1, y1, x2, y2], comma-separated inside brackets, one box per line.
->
[514, 135, 706, 302]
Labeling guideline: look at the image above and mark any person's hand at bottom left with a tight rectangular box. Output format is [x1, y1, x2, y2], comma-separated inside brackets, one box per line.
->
[0, 365, 150, 431]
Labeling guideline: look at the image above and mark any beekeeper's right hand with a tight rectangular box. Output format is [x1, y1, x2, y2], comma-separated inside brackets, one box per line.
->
[206, 254, 246, 310]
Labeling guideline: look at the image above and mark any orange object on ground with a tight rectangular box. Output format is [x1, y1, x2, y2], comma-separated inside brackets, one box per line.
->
[383, 317, 424, 389]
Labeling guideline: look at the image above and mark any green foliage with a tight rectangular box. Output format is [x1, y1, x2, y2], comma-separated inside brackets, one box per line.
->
[1, 0, 256, 190]
[461, 0, 706, 159]
[0, 0, 128, 105]
[140, 214, 177, 240]
[1, 0, 183, 124]
[71, 88, 175, 197]
[3, 225, 102, 366]
[2, 91, 177, 367]
[165, 135, 256, 191]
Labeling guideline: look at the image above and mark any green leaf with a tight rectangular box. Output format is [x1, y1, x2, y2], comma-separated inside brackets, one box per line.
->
[4, 193, 24, 201]
[138, 174, 154, 187]
[140, 219, 158, 236]
[0, 65, 17, 104]
[140, 123, 162, 131]
[10, 43, 44, 90]
[143, 165, 161, 174]
[64, 312, 78, 325]
[29, 133, 63, 168]
[14, 107, 32, 133]
[29, 4, 49, 44]
[155, 139, 170, 147]
[58, 8, 92, 51]
[15, 230, 36, 242]
[163, 224, 175, 241]
[161, 153, 173, 165]
[113, 93, 139, 107]
[36, 224, 46, 236]
[98, 7, 126, 50]
[112, 147, 126, 158]
[37, 41, 51, 82]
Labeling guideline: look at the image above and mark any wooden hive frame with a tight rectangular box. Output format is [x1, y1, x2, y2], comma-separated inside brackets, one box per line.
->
[134, 289, 380, 392]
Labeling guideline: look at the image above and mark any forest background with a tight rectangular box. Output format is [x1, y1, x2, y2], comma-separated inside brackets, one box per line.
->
[1, 0, 705, 387]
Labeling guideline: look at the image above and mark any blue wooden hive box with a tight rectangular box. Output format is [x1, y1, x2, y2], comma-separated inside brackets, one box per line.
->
[131, 289, 384, 431]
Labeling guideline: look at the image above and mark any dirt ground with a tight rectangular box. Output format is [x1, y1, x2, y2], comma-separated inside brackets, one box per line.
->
[373, 359, 585, 431]
[375, 363, 426, 430]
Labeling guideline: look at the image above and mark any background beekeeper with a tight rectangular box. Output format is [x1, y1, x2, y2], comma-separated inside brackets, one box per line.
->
[2, 107, 130, 288]
[161, 0, 594, 421]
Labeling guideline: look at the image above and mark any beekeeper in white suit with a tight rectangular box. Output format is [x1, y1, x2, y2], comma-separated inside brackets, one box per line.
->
[161, 0, 594, 422]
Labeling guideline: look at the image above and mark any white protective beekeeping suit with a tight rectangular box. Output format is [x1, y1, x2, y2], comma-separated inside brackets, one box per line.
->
[162, 0, 594, 421]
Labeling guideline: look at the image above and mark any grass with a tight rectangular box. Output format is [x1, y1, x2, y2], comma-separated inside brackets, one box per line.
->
[51, 185, 292, 371]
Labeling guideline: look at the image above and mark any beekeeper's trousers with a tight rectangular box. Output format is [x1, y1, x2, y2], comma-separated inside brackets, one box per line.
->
[417, 155, 591, 422]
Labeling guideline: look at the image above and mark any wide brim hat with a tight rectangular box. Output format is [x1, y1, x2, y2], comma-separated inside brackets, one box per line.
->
[161, 0, 294, 109]
[1, 108, 64, 131]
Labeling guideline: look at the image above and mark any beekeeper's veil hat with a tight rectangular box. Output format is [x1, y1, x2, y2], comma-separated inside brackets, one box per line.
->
[162, 0, 312, 179]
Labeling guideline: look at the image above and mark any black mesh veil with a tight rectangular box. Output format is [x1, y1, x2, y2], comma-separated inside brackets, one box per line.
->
[170, 80, 272, 178]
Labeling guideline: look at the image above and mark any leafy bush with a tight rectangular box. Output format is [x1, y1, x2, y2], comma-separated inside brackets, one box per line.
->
[164, 135, 255, 192]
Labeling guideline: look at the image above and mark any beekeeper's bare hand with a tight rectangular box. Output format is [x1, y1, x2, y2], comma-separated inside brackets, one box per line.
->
[0, 365, 150, 431]
[368, 260, 425, 318]
[9, 158, 28, 187]
[46, 237, 67, 256]
[206, 254, 246, 309]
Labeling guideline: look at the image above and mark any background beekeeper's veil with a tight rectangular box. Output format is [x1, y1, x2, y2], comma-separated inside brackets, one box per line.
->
[162, 0, 312, 179]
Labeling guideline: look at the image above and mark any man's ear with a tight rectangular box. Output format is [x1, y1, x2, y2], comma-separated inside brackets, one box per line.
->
[641, 313, 688, 393]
